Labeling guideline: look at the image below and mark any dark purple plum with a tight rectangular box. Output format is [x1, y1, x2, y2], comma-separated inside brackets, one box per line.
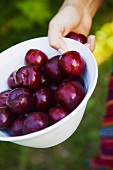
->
[40, 71, 49, 87]
[44, 55, 65, 83]
[48, 106, 69, 125]
[0, 90, 11, 107]
[54, 81, 85, 111]
[48, 83, 58, 94]
[0, 106, 13, 129]
[10, 116, 26, 136]
[62, 76, 85, 88]
[33, 87, 55, 112]
[6, 88, 33, 115]
[7, 71, 19, 89]
[22, 112, 49, 134]
[73, 76, 85, 88]
[15, 66, 41, 91]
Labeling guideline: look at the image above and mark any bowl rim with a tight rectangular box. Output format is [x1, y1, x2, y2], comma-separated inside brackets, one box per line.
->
[0, 37, 98, 141]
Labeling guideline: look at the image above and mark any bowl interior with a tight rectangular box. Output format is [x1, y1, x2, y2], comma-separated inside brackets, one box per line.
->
[0, 37, 98, 140]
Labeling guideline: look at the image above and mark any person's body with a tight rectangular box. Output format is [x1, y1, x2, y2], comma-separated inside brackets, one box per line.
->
[88, 71, 113, 170]
[48, 0, 113, 169]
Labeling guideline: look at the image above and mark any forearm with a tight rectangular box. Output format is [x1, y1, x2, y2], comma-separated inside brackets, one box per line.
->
[85, 0, 106, 18]
[60, 0, 105, 18]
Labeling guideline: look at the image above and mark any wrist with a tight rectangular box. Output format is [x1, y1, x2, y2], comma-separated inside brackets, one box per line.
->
[61, 0, 105, 18]
[59, 0, 85, 12]
[84, 0, 105, 18]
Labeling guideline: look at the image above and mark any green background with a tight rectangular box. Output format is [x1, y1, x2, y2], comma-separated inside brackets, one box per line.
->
[0, 0, 113, 169]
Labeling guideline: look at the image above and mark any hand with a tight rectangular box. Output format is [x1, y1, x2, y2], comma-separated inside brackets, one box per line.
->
[48, 3, 95, 52]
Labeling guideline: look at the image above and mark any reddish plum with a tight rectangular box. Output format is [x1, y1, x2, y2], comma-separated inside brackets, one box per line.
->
[25, 49, 48, 68]
[15, 66, 41, 91]
[54, 81, 85, 111]
[6, 88, 33, 115]
[22, 112, 49, 134]
[33, 87, 55, 112]
[48, 106, 69, 125]
[66, 32, 87, 44]
[0, 106, 13, 129]
[59, 51, 86, 77]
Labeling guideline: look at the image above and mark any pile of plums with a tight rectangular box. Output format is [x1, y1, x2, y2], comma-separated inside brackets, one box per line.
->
[0, 32, 87, 136]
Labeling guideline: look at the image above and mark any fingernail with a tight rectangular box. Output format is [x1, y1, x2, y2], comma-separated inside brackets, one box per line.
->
[58, 48, 65, 54]
[90, 35, 96, 52]
[89, 35, 95, 43]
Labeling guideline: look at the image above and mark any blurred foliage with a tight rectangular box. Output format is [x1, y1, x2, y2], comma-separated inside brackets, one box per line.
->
[93, 22, 113, 64]
[12, 0, 53, 30]
[0, 0, 113, 61]
[90, 0, 113, 64]
[0, 0, 113, 170]
[0, 0, 63, 51]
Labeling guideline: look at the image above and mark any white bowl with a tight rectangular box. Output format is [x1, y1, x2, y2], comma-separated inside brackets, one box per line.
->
[0, 37, 98, 148]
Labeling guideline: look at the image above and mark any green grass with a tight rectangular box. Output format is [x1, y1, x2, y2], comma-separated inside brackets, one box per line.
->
[0, 56, 112, 170]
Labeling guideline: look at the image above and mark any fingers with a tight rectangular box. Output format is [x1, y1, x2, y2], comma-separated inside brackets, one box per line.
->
[48, 29, 68, 53]
[85, 35, 96, 52]
[48, 15, 95, 53]
[48, 20, 68, 53]
[48, 5, 82, 53]
[58, 48, 65, 54]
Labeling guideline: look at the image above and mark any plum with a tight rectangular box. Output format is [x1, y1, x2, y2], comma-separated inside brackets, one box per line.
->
[6, 88, 33, 115]
[33, 87, 55, 112]
[22, 112, 49, 134]
[48, 106, 69, 125]
[15, 66, 41, 91]
[0, 90, 11, 107]
[59, 51, 86, 77]
[44, 55, 65, 83]
[66, 32, 87, 44]
[54, 81, 85, 111]
[0, 106, 13, 129]
[25, 49, 48, 68]
[10, 116, 26, 136]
